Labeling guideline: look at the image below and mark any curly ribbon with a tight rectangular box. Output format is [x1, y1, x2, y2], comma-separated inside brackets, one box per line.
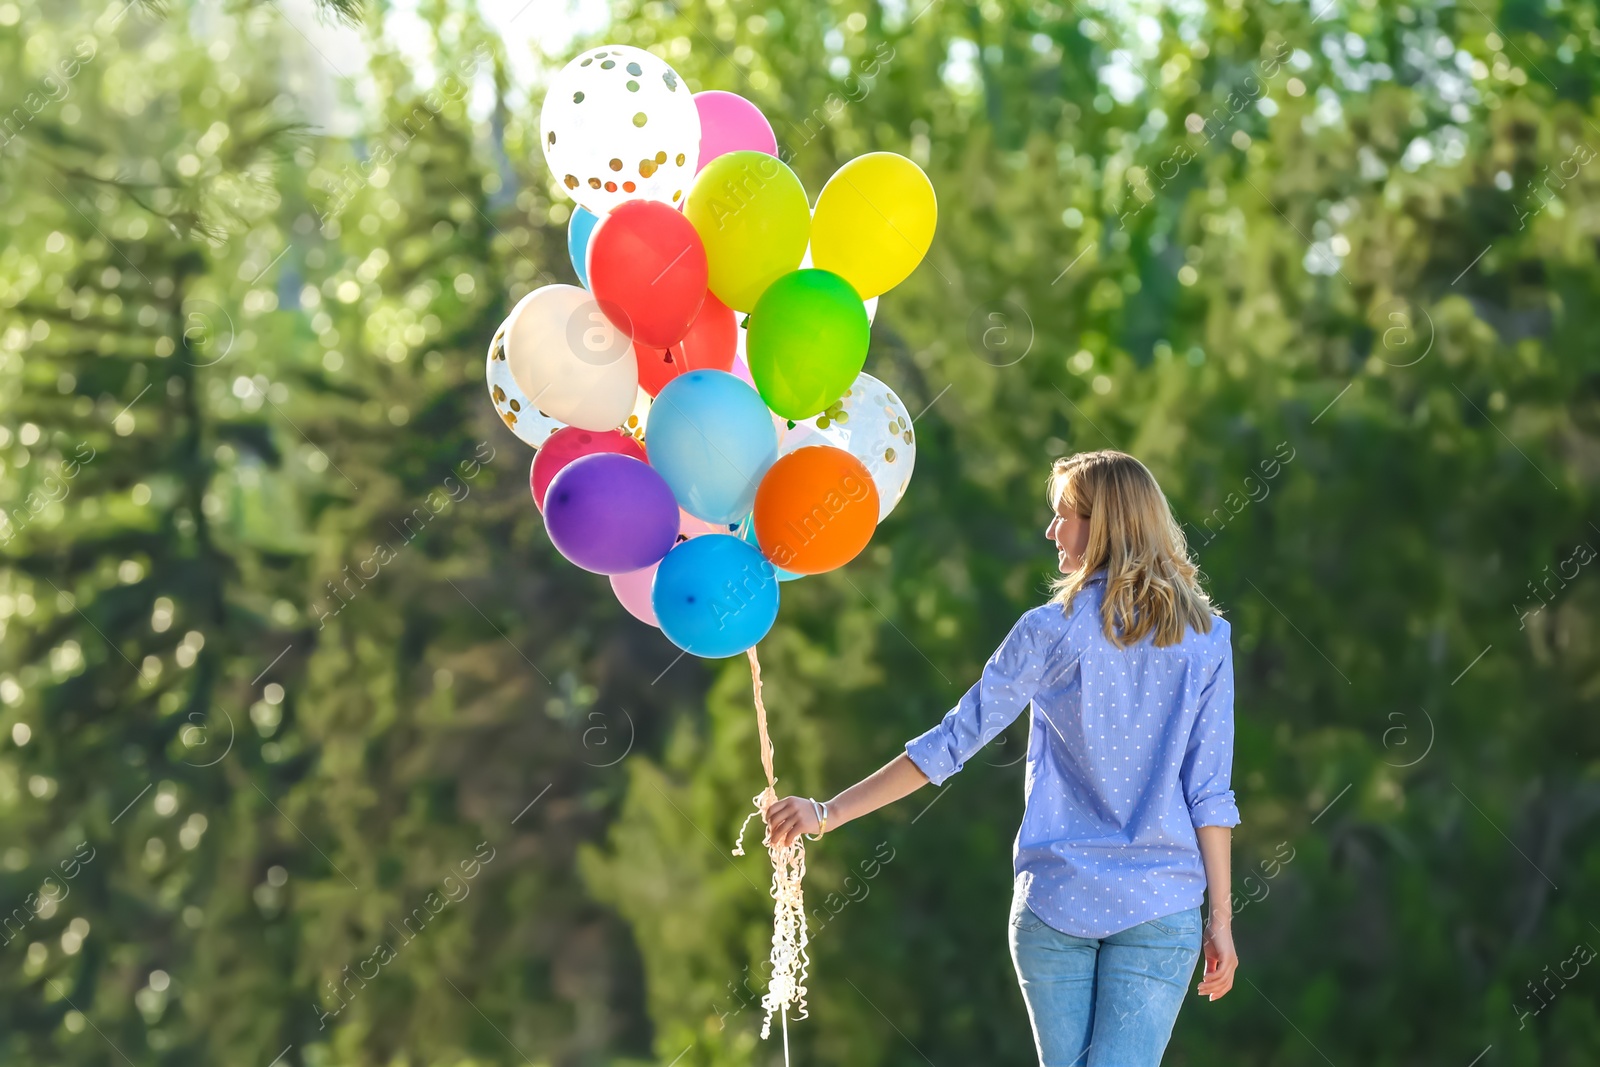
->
[732, 645, 811, 1057]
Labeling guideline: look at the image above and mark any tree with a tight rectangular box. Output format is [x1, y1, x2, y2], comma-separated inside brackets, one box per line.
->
[0, 2, 674, 1062]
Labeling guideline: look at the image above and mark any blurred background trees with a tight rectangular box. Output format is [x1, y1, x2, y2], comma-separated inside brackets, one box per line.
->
[1, 0, 1596, 1064]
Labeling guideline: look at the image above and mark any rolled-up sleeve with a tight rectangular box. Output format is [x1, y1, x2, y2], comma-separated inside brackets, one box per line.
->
[905, 611, 1048, 787]
[1181, 634, 1241, 829]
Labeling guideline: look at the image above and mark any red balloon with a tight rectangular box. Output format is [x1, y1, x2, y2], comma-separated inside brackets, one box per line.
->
[530, 427, 646, 511]
[634, 291, 738, 397]
[588, 200, 709, 349]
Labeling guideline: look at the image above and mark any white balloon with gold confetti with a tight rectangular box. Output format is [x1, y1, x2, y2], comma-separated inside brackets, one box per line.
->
[485, 318, 563, 449]
[802, 371, 915, 521]
[621, 385, 652, 443]
[540, 45, 701, 216]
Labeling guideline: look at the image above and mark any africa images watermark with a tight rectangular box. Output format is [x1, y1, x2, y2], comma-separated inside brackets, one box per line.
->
[704, 556, 779, 632]
[777, 43, 896, 162]
[691, 151, 792, 231]
[313, 841, 497, 1029]
[0, 440, 97, 547]
[1185, 440, 1296, 547]
[1513, 532, 1595, 631]
[1225, 840, 1295, 919]
[761, 468, 875, 571]
[1513, 140, 1595, 231]
[313, 41, 494, 231]
[311, 441, 494, 628]
[806, 839, 895, 937]
[1514, 938, 1595, 1030]
[1, 841, 96, 946]
[0, 37, 97, 152]
[1119, 39, 1294, 230]
[712, 841, 897, 1031]
[697, 468, 876, 631]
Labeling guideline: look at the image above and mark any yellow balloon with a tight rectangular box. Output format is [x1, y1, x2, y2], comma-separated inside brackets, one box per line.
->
[810, 152, 937, 299]
[684, 151, 810, 312]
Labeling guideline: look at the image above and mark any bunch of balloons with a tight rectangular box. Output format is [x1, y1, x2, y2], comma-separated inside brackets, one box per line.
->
[487, 44, 935, 660]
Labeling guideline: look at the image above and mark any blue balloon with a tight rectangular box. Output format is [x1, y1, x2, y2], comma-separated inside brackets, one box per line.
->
[736, 513, 803, 582]
[646, 370, 779, 525]
[568, 206, 599, 288]
[652, 534, 779, 658]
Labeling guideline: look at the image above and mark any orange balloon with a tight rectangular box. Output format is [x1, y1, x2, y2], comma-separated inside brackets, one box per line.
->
[753, 445, 880, 574]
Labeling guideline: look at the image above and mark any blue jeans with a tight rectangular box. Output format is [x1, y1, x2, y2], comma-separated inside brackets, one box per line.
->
[1008, 892, 1203, 1066]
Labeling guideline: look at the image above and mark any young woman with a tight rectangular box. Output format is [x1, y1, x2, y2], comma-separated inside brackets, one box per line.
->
[765, 450, 1240, 1066]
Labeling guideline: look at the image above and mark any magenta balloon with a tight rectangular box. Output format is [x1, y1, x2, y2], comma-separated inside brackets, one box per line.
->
[530, 427, 645, 512]
[544, 453, 679, 574]
[693, 91, 778, 172]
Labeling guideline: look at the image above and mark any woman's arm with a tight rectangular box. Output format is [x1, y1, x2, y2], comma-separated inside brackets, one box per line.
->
[765, 610, 1053, 849]
[764, 753, 930, 849]
[1194, 824, 1237, 1000]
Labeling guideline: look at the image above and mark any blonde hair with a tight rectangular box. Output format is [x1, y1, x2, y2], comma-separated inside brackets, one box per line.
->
[1047, 450, 1216, 648]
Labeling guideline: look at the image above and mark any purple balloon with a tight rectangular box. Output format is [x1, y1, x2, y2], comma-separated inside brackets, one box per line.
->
[544, 453, 680, 574]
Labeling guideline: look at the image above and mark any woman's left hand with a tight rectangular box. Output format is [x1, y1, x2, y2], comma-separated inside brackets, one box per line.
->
[1197, 915, 1237, 1000]
[763, 796, 821, 849]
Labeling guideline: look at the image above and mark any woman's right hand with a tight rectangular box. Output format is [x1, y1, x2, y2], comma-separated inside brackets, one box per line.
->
[763, 796, 821, 849]
[1197, 915, 1237, 1000]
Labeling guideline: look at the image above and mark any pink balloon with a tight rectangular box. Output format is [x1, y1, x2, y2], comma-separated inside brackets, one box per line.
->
[727, 353, 792, 439]
[530, 427, 646, 512]
[693, 91, 778, 172]
[611, 565, 660, 626]
[609, 510, 729, 627]
[677, 510, 727, 539]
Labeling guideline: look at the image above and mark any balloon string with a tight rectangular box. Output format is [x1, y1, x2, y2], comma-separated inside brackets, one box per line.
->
[750, 644, 776, 791]
[730, 645, 810, 1058]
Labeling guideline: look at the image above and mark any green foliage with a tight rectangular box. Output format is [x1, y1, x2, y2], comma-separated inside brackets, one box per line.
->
[1, 0, 1597, 1064]
[0, 1, 681, 1063]
[586, 0, 1600, 1064]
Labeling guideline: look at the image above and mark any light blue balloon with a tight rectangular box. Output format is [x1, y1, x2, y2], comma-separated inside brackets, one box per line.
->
[652, 534, 779, 658]
[568, 206, 599, 288]
[646, 370, 779, 525]
[736, 513, 803, 582]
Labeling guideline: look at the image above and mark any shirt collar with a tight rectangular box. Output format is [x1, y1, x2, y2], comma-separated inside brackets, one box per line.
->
[1080, 568, 1108, 587]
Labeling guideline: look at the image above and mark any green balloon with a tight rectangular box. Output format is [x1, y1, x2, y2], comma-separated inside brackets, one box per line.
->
[746, 269, 870, 420]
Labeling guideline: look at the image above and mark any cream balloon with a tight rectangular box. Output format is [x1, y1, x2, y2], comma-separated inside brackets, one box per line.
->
[504, 284, 638, 432]
[485, 317, 564, 449]
[540, 45, 701, 216]
[801, 372, 915, 520]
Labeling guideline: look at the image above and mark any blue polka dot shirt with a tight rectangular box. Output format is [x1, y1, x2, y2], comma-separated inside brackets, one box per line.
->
[904, 571, 1241, 939]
